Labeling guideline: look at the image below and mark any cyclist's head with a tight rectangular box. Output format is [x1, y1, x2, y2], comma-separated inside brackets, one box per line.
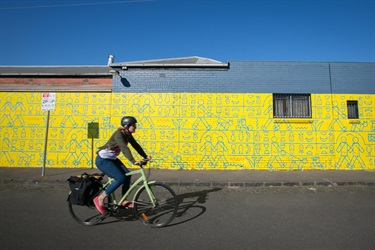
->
[121, 116, 137, 128]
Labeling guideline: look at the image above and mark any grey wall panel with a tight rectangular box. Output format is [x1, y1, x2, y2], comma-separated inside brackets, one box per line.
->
[112, 61, 374, 94]
[330, 62, 375, 94]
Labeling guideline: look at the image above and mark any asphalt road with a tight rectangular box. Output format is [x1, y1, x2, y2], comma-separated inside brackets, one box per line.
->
[0, 183, 374, 250]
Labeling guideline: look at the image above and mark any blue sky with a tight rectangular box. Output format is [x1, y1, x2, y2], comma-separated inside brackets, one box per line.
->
[0, 0, 374, 65]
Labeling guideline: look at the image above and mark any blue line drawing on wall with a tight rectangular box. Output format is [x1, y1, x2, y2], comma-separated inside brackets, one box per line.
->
[246, 156, 263, 169]
[18, 151, 33, 166]
[62, 132, 87, 166]
[350, 136, 365, 169]
[336, 134, 360, 169]
[349, 121, 367, 132]
[289, 156, 307, 170]
[140, 98, 155, 128]
[0, 97, 15, 126]
[329, 101, 347, 131]
[172, 155, 187, 170]
[310, 156, 325, 169]
[172, 118, 187, 151]
[267, 136, 287, 170]
[124, 94, 157, 129]
[198, 135, 214, 168]
[216, 118, 232, 130]
[1, 132, 16, 164]
[95, 116, 112, 140]
[193, 102, 212, 130]
[60, 97, 79, 128]
[13, 97, 26, 126]
[213, 135, 229, 168]
[77, 137, 92, 166]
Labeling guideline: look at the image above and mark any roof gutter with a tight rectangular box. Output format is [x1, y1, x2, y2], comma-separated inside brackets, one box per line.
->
[0, 73, 112, 76]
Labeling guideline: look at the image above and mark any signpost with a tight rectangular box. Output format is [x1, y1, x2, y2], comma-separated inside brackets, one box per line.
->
[41, 93, 56, 176]
[88, 122, 99, 168]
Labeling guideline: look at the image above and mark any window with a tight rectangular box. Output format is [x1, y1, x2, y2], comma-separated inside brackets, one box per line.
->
[347, 100, 359, 119]
[273, 94, 311, 118]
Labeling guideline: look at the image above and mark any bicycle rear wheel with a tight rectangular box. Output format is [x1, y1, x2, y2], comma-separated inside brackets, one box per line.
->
[68, 195, 106, 226]
[133, 182, 178, 228]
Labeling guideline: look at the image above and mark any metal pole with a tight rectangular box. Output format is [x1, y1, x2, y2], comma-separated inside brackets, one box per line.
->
[91, 137, 94, 169]
[42, 110, 50, 176]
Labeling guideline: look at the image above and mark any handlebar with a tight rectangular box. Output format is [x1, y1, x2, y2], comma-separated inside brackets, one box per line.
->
[136, 158, 150, 167]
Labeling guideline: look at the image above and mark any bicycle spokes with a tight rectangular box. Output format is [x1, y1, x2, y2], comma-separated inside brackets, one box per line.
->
[133, 183, 178, 227]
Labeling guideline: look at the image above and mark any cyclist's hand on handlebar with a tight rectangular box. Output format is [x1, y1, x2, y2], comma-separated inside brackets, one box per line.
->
[134, 160, 142, 166]
[134, 156, 152, 166]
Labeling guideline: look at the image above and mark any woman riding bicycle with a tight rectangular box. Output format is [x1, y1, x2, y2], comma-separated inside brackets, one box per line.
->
[94, 116, 152, 214]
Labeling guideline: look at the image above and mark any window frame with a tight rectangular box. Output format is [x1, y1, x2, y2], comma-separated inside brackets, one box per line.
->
[273, 93, 312, 119]
[347, 100, 359, 119]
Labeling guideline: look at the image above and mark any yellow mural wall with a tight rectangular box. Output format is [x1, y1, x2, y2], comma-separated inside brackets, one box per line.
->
[1, 92, 374, 170]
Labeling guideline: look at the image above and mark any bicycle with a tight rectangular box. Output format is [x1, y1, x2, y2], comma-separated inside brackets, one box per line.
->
[68, 159, 178, 228]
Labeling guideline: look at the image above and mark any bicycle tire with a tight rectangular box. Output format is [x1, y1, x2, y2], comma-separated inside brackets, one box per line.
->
[68, 192, 108, 226]
[133, 182, 178, 228]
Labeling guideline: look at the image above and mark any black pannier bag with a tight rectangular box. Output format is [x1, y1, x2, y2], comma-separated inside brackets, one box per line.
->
[67, 173, 103, 205]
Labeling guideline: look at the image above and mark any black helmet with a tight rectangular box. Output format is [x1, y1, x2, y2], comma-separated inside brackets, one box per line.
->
[121, 116, 137, 127]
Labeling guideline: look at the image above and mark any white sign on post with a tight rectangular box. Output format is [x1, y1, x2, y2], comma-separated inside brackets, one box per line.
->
[41, 92, 56, 111]
[41, 92, 56, 176]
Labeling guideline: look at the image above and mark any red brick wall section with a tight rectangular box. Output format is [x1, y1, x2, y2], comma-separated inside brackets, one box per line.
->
[0, 77, 112, 86]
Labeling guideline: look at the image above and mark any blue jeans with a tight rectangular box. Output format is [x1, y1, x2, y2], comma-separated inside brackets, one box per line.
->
[95, 155, 131, 196]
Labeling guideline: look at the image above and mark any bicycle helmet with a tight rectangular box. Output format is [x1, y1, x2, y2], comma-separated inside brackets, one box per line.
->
[121, 116, 137, 127]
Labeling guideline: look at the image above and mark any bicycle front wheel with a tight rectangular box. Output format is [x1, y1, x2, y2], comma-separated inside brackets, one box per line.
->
[133, 183, 178, 228]
[68, 195, 105, 226]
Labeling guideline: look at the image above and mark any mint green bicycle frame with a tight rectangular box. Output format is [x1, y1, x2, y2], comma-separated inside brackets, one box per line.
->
[101, 167, 157, 207]
[68, 160, 177, 228]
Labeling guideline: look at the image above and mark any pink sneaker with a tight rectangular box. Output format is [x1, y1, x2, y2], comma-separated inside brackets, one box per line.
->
[93, 197, 106, 215]
[121, 201, 133, 208]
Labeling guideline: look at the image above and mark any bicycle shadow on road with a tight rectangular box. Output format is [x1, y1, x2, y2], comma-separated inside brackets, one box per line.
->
[96, 187, 222, 227]
[96, 207, 139, 226]
[167, 187, 222, 227]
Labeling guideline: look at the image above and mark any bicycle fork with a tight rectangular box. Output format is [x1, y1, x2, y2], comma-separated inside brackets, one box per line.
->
[134, 181, 158, 223]
[142, 181, 158, 206]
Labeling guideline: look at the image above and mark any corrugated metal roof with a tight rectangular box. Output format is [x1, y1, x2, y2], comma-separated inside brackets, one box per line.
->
[0, 66, 112, 76]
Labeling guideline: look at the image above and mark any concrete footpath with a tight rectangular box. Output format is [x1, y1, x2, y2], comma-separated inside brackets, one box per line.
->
[1, 167, 375, 187]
